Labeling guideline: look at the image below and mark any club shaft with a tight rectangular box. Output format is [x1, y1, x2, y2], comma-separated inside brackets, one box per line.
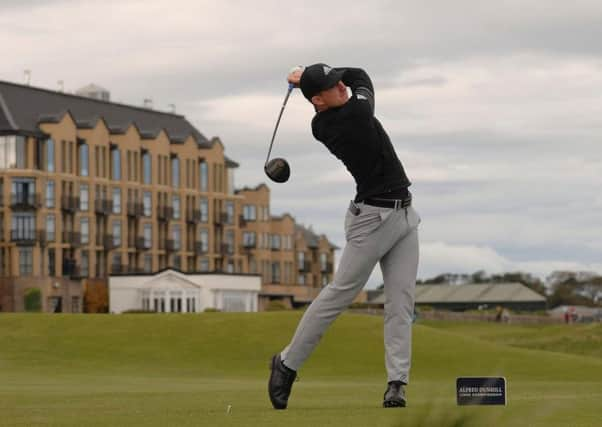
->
[265, 85, 294, 166]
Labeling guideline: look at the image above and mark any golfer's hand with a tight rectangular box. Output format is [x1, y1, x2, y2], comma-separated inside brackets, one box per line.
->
[287, 66, 304, 87]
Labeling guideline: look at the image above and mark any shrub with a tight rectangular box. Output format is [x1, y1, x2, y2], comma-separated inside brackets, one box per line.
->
[265, 300, 289, 311]
[24, 288, 42, 312]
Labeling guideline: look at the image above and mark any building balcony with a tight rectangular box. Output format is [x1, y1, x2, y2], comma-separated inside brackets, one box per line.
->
[216, 243, 233, 256]
[60, 195, 80, 213]
[127, 202, 144, 217]
[10, 229, 44, 245]
[165, 239, 178, 252]
[103, 235, 119, 250]
[298, 261, 312, 273]
[195, 242, 208, 255]
[10, 193, 41, 209]
[242, 241, 257, 250]
[135, 237, 151, 250]
[94, 199, 113, 215]
[157, 206, 174, 222]
[214, 212, 228, 226]
[186, 209, 202, 224]
[239, 215, 247, 227]
[111, 263, 126, 274]
[62, 230, 82, 247]
[271, 245, 281, 252]
[321, 262, 334, 274]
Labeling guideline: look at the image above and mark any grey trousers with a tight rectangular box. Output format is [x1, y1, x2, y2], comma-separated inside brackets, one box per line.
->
[280, 200, 420, 383]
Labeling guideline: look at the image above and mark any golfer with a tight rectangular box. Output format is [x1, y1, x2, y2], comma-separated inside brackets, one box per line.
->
[268, 63, 421, 409]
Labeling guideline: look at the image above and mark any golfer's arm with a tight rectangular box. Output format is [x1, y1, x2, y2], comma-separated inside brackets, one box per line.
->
[335, 67, 375, 114]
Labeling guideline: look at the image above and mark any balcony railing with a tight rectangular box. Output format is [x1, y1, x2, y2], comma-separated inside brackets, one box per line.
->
[242, 241, 257, 250]
[214, 212, 228, 226]
[103, 234, 119, 250]
[195, 242, 208, 255]
[10, 193, 41, 209]
[216, 243, 232, 256]
[157, 206, 174, 222]
[60, 195, 80, 213]
[135, 237, 151, 250]
[298, 261, 311, 273]
[165, 239, 177, 252]
[111, 263, 126, 274]
[62, 230, 82, 247]
[127, 202, 144, 217]
[94, 199, 113, 215]
[239, 215, 247, 227]
[321, 262, 334, 274]
[186, 209, 202, 224]
[10, 229, 42, 245]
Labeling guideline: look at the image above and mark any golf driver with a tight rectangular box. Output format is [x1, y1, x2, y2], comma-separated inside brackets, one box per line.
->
[264, 78, 297, 183]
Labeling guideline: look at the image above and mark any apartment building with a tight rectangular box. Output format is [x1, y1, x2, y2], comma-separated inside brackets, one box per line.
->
[0, 80, 337, 313]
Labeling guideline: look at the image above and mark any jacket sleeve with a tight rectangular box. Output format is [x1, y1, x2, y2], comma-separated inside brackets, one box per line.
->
[334, 67, 375, 115]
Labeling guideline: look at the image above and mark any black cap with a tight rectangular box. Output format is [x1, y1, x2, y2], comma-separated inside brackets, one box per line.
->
[299, 63, 345, 101]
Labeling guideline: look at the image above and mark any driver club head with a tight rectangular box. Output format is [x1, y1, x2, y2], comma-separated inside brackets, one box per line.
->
[264, 157, 290, 183]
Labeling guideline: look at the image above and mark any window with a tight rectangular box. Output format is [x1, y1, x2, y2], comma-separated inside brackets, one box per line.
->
[298, 274, 305, 285]
[142, 151, 152, 184]
[80, 218, 89, 244]
[11, 212, 35, 240]
[199, 229, 209, 252]
[199, 258, 209, 272]
[46, 215, 55, 242]
[298, 251, 305, 266]
[243, 232, 256, 247]
[143, 224, 152, 248]
[47, 139, 55, 172]
[81, 251, 89, 277]
[243, 205, 256, 221]
[111, 147, 121, 180]
[143, 191, 152, 216]
[80, 184, 89, 211]
[271, 234, 281, 250]
[144, 255, 152, 273]
[112, 188, 121, 214]
[225, 201, 234, 224]
[112, 221, 121, 246]
[172, 225, 181, 250]
[172, 195, 180, 219]
[320, 253, 327, 271]
[79, 143, 89, 176]
[199, 198, 208, 222]
[171, 156, 180, 188]
[46, 181, 55, 208]
[173, 255, 181, 270]
[271, 262, 281, 284]
[19, 247, 33, 276]
[225, 230, 234, 254]
[48, 249, 55, 276]
[321, 275, 329, 287]
[199, 161, 208, 192]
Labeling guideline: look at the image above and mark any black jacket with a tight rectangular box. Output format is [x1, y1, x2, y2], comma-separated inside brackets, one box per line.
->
[311, 68, 411, 201]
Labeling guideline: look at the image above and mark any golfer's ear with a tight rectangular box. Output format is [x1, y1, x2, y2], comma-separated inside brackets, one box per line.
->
[311, 95, 323, 107]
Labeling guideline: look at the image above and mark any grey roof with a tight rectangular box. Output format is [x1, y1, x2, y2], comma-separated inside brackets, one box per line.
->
[224, 156, 239, 168]
[0, 79, 210, 146]
[368, 283, 546, 305]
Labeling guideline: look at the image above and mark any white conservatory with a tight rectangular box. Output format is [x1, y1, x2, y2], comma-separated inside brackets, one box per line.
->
[109, 269, 261, 314]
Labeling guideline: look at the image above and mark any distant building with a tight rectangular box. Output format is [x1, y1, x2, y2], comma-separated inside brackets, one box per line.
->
[109, 268, 261, 313]
[0, 79, 338, 313]
[367, 283, 547, 312]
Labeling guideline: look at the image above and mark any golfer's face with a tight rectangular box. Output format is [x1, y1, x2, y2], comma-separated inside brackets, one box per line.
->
[319, 81, 349, 107]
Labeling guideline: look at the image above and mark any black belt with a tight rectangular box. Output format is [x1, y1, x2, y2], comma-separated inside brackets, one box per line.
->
[361, 194, 412, 210]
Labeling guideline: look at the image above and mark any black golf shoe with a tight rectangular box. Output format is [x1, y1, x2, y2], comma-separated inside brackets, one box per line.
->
[383, 380, 407, 408]
[268, 354, 297, 409]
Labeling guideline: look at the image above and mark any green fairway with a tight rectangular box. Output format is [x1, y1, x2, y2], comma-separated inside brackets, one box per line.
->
[1, 312, 601, 426]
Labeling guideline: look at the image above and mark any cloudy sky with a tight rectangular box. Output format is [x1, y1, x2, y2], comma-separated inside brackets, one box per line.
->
[2, 0, 601, 286]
